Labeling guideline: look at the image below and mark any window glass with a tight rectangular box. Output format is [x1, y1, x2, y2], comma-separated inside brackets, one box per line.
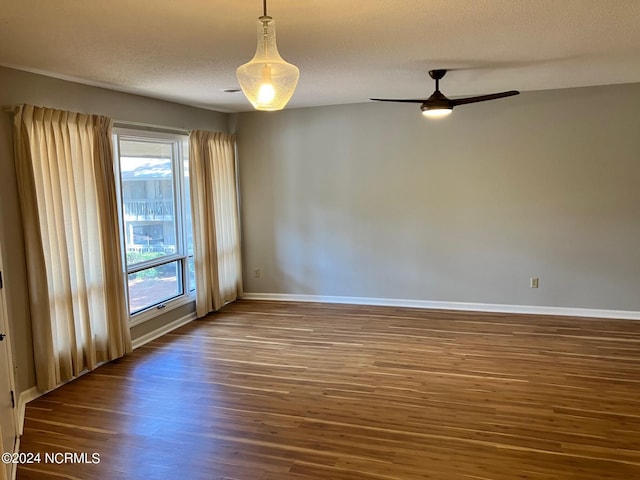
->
[128, 261, 184, 313]
[119, 139, 176, 267]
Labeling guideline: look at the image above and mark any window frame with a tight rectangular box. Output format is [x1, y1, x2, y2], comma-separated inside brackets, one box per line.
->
[113, 127, 195, 325]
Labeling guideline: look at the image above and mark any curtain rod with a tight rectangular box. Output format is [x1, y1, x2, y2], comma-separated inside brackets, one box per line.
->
[113, 120, 189, 135]
[3, 108, 190, 135]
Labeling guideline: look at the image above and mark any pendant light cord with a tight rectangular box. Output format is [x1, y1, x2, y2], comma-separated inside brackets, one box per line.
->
[262, 0, 269, 57]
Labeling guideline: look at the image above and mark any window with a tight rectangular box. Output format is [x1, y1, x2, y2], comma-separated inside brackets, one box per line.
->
[113, 129, 195, 319]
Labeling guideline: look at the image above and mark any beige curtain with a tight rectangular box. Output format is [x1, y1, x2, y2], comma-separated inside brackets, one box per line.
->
[189, 130, 243, 317]
[13, 105, 132, 392]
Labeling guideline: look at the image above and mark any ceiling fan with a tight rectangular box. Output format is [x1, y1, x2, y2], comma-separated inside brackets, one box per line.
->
[371, 69, 519, 118]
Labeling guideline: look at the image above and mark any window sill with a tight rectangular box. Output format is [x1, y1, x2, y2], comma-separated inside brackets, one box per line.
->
[129, 293, 196, 327]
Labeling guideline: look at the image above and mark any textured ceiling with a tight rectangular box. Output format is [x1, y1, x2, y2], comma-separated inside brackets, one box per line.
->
[1, 0, 639, 112]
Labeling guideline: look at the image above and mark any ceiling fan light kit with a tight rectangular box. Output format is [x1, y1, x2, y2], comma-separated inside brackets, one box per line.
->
[236, 0, 299, 111]
[421, 107, 452, 118]
[372, 69, 520, 119]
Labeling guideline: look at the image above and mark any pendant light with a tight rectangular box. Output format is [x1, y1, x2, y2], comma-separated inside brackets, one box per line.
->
[236, 0, 300, 111]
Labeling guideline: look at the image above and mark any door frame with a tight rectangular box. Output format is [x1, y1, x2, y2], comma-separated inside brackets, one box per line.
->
[0, 239, 18, 480]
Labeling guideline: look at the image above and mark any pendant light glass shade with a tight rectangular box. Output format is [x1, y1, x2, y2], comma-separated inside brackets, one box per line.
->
[236, 15, 299, 111]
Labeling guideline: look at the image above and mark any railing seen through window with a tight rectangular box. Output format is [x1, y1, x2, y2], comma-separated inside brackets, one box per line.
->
[113, 130, 195, 317]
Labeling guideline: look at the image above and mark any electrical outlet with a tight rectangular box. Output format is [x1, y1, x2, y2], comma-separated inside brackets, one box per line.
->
[254, 268, 261, 278]
[530, 277, 539, 288]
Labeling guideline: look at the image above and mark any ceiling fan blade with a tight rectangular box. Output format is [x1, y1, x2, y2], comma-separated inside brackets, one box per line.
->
[370, 98, 428, 103]
[450, 91, 520, 107]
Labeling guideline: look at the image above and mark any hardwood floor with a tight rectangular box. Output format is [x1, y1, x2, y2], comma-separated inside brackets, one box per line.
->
[16, 300, 640, 479]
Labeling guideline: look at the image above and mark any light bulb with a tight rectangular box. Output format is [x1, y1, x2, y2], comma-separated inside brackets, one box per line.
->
[256, 65, 276, 105]
[257, 83, 276, 104]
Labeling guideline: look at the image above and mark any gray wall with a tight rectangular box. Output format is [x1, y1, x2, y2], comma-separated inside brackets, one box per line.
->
[236, 82, 640, 312]
[0, 66, 228, 394]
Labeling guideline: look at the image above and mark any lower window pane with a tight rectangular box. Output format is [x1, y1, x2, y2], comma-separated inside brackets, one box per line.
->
[128, 261, 183, 314]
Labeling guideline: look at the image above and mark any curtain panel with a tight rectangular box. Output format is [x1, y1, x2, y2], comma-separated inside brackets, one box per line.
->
[189, 130, 243, 317]
[13, 105, 132, 392]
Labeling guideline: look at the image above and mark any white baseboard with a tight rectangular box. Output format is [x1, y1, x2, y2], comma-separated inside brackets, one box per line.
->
[9, 389, 34, 480]
[241, 293, 640, 320]
[17, 386, 40, 437]
[131, 312, 196, 349]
